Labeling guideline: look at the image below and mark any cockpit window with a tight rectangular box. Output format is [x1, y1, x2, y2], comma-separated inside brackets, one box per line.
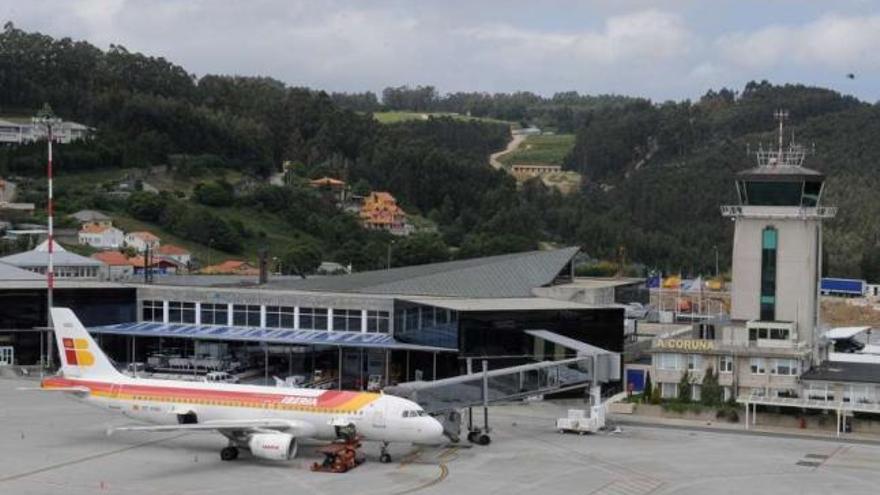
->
[402, 410, 427, 418]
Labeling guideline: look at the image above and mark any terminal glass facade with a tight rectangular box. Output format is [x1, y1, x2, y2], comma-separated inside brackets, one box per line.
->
[265, 306, 295, 328]
[200, 303, 228, 325]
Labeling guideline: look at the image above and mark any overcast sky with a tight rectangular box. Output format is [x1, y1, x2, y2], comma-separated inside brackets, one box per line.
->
[3, 1, 880, 101]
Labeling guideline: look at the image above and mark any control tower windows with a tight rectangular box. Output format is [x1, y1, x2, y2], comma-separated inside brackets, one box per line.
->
[760, 227, 778, 321]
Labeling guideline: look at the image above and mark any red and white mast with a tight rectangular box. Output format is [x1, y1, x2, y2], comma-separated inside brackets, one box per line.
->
[34, 104, 60, 368]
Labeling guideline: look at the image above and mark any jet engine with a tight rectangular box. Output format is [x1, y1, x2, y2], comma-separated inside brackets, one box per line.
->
[248, 433, 298, 461]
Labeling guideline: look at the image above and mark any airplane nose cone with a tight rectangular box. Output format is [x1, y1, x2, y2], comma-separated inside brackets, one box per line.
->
[428, 418, 445, 442]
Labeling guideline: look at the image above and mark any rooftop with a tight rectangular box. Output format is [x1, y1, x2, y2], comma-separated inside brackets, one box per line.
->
[801, 361, 880, 385]
[126, 231, 160, 241]
[400, 296, 607, 312]
[265, 247, 580, 298]
[0, 240, 104, 268]
[156, 244, 190, 255]
[0, 261, 43, 281]
[69, 209, 110, 222]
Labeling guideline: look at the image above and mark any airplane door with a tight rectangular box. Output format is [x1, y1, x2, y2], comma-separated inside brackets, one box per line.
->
[371, 403, 386, 429]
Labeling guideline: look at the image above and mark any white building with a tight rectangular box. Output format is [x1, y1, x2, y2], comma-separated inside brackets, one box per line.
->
[0, 118, 91, 145]
[78, 224, 124, 250]
[0, 240, 104, 279]
[124, 231, 161, 253]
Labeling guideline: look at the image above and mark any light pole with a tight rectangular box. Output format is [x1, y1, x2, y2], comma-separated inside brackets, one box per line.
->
[33, 104, 61, 369]
[714, 245, 719, 277]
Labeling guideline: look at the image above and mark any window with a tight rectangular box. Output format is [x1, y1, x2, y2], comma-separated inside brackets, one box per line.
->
[691, 384, 701, 402]
[807, 384, 833, 401]
[656, 353, 681, 370]
[760, 227, 778, 321]
[265, 306, 295, 328]
[844, 385, 873, 404]
[168, 301, 195, 324]
[661, 383, 678, 399]
[232, 304, 260, 327]
[367, 310, 390, 333]
[142, 300, 163, 322]
[201, 303, 228, 326]
[333, 309, 362, 332]
[772, 359, 798, 376]
[769, 328, 789, 340]
[719, 355, 733, 373]
[749, 358, 766, 375]
[300, 307, 328, 330]
[687, 354, 703, 371]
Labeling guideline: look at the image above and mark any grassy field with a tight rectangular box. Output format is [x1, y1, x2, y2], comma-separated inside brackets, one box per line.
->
[371, 111, 515, 126]
[498, 134, 575, 166]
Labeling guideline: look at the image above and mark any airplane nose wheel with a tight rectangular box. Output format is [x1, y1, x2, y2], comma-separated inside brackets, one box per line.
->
[379, 442, 392, 463]
[220, 446, 239, 461]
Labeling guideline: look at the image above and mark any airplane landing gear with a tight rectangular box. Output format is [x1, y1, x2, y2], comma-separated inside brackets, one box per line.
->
[220, 446, 239, 461]
[379, 442, 392, 463]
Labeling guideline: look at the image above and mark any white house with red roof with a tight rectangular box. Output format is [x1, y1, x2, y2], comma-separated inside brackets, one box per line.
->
[156, 244, 191, 266]
[124, 231, 161, 253]
[78, 224, 124, 249]
[91, 251, 136, 280]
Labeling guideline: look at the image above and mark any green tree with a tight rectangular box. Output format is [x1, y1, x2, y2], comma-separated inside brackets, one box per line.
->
[282, 241, 322, 278]
[643, 372, 653, 404]
[678, 370, 692, 403]
[126, 191, 166, 222]
[701, 367, 722, 406]
[192, 180, 234, 207]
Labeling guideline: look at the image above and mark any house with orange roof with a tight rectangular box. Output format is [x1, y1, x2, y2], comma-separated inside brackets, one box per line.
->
[124, 231, 161, 253]
[359, 191, 412, 236]
[157, 244, 192, 266]
[200, 260, 259, 275]
[92, 250, 136, 280]
[78, 223, 124, 249]
[309, 177, 347, 203]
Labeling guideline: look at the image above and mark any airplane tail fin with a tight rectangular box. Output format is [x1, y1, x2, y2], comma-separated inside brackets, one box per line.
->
[51, 307, 123, 379]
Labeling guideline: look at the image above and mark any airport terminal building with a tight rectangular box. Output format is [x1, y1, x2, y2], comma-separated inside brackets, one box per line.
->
[1, 247, 626, 390]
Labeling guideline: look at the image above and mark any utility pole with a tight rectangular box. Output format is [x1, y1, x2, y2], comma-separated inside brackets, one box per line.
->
[714, 245, 719, 277]
[34, 104, 60, 369]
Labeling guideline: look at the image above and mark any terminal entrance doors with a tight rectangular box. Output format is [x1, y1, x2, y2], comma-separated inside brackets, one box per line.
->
[0, 346, 13, 366]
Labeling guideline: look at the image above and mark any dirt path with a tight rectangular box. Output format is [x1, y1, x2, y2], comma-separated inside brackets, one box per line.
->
[489, 132, 526, 170]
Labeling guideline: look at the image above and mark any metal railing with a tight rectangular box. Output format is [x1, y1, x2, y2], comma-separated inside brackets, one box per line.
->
[720, 205, 837, 219]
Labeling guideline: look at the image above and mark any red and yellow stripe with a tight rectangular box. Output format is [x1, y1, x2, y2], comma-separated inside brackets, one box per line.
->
[41, 376, 379, 414]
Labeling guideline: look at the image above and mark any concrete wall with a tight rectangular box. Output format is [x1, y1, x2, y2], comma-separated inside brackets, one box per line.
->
[730, 214, 820, 350]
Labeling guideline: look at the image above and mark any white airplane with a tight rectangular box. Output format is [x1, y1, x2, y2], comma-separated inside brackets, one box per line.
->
[39, 308, 445, 463]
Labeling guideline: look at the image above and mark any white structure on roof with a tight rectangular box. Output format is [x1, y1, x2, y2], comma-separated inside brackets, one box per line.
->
[78, 224, 124, 249]
[0, 118, 91, 144]
[124, 231, 160, 253]
[0, 240, 104, 279]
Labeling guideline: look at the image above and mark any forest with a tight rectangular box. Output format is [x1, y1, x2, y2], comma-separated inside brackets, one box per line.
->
[3, 23, 880, 279]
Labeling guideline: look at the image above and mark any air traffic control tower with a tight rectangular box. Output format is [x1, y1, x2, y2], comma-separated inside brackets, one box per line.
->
[722, 110, 836, 363]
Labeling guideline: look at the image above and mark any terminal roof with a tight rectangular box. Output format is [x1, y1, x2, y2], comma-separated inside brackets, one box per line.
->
[801, 361, 880, 385]
[263, 247, 580, 298]
[400, 296, 608, 312]
[88, 321, 456, 353]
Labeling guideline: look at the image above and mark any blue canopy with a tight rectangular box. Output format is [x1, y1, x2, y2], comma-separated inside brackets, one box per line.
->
[88, 322, 456, 352]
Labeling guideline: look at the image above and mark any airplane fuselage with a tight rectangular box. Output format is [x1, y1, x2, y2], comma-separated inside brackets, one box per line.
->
[42, 375, 444, 445]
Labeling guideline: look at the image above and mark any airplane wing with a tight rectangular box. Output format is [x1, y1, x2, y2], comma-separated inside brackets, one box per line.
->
[18, 386, 91, 397]
[109, 419, 317, 438]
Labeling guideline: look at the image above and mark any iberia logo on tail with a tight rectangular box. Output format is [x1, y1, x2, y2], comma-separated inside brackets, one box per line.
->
[63, 338, 95, 366]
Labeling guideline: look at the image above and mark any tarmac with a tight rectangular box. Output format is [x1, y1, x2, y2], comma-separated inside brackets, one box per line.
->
[3, 377, 880, 495]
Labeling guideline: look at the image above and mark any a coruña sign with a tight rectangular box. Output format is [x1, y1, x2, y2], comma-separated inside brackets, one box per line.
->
[655, 339, 714, 351]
